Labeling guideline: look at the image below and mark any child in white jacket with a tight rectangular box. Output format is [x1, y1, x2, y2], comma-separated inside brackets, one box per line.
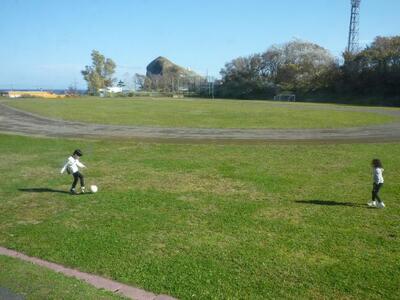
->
[368, 159, 385, 208]
[61, 149, 86, 194]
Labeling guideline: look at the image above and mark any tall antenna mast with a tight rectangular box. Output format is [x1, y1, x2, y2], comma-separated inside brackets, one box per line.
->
[347, 0, 361, 53]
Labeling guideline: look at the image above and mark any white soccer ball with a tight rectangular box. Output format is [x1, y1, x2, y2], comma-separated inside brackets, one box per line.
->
[90, 185, 98, 193]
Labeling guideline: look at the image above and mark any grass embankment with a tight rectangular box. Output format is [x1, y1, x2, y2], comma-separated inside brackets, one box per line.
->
[0, 134, 399, 299]
[0, 255, 126, 299]
[6, 97, 399, 129]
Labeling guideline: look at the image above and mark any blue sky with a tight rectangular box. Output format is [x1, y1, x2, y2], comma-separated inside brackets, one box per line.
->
[0, 0, 399, 89]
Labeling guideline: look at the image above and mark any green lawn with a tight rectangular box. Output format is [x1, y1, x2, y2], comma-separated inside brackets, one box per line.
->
[0, 255, 126, 299]
[5, 97, 399, 128]
[0, 134, 399, 299]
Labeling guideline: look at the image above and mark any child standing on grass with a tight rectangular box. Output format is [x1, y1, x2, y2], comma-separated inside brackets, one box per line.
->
[368, 159, 385, 208]
[60, 149, 86, 194]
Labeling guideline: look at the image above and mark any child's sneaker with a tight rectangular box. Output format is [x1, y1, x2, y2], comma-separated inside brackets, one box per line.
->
[81, 187, 86, 194]
[70, 188, 78, 195]
[376, 202, 385, 208]
[367, 201, 377, 207]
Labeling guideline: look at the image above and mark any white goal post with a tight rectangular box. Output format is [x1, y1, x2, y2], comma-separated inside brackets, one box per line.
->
[273, 94, 296, 102]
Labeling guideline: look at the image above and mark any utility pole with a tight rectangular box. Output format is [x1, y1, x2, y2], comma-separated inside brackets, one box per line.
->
[211, 78, 214, 100]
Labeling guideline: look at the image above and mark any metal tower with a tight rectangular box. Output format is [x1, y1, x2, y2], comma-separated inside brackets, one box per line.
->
[347, 0, 361, 53]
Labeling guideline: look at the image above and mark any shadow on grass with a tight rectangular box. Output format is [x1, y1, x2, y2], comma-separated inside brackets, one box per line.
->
[19, 188, 70, 194]
[295, 199, 365, 207]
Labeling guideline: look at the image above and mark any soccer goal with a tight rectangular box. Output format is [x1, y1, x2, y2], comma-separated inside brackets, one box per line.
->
[273, 94, 296, 102]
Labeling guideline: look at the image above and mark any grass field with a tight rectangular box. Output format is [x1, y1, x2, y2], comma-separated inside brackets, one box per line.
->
[1, 134, 399, 299]
[5, 97, 399, 129]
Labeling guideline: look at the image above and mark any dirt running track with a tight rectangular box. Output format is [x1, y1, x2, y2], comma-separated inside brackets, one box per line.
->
[1, 102, 400, 144]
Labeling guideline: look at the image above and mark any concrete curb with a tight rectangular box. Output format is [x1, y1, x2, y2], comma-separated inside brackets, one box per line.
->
[0, 246, 177, 300]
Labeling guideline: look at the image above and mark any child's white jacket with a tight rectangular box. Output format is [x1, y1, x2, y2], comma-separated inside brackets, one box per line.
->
[373, 167, 384, 184]
[60, 156, 86, 174]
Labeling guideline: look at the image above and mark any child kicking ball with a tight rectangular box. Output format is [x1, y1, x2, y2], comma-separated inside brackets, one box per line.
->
[60, 149, 86, 194]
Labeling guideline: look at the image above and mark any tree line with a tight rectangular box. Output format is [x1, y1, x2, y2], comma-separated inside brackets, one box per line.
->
[81, 36, 400, 105]
[217, 36, 400, 105]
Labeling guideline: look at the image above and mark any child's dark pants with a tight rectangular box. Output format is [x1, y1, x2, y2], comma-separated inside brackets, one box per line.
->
[71, 171, 85, 189]
[372, 183, 383, 202]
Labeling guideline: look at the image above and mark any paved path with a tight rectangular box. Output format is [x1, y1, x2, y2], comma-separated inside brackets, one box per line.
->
[1, 102, 400, 143]
[0, 246, 176, 300]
